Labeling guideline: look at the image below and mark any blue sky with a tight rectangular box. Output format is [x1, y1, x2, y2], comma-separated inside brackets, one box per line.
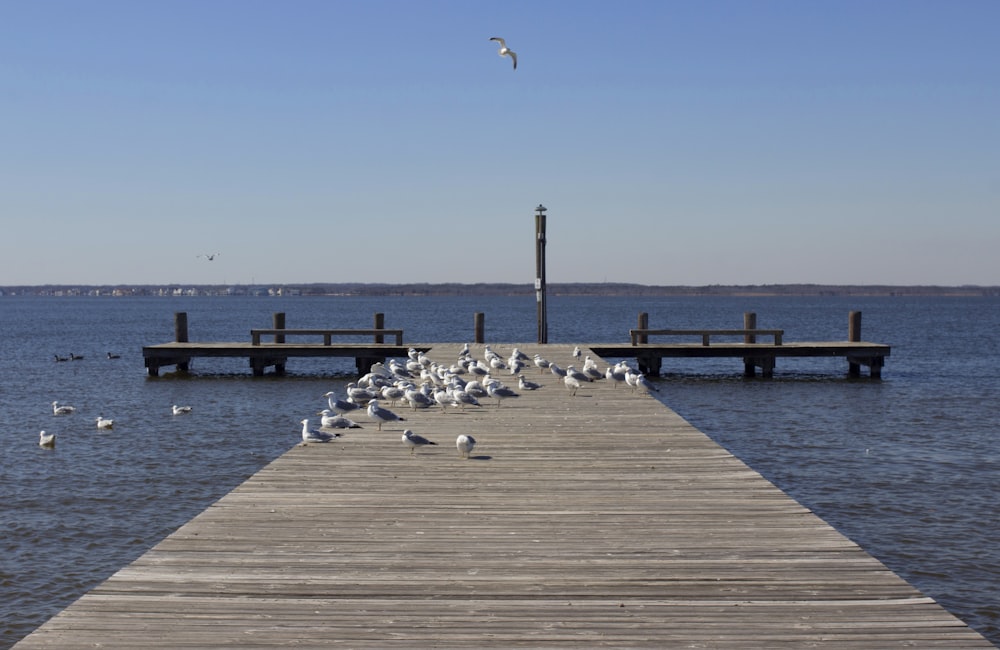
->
[2, 0, 997, 286]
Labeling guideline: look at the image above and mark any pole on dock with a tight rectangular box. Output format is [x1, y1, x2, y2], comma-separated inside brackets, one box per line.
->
[637, 312, 649, 344]
[374, 312, 385, 344]
[474, 312, 485, 344]
[174, 312, 188, 343]
[848, 311, 862, 377]
[535, 204, 548, 344]
[173, 312, 190, 372]
[273, 313, 286, 344]
[743, 312, 757, 377]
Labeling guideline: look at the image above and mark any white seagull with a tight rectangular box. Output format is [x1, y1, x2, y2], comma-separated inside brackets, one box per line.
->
[96, 416, 114, 430]
[39, 430, 56, 448]
[319, 409, 363, 429]
[402, 429, 437, 454]
[489, 36, 517, 70]
[367, 399, 405, 431]
[564, 373, 582, 396]
[324, 390, 361, 415]
[456, 434, 477, 459]
[486, 381, 519, 408]
[301, 418, 339, 443]
[172, 404, 192, 415]
[517, 374, 542, 391]
[52, 401, 75, 415]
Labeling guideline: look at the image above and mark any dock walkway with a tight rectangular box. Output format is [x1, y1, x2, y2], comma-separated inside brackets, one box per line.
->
[16, 344, 987, 648]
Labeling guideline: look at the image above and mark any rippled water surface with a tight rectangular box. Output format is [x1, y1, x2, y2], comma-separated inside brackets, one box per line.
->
[1, 294, 997, 647]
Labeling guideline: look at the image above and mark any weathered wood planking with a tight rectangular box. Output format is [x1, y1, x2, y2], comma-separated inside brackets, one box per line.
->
[15, 344, 989, 648]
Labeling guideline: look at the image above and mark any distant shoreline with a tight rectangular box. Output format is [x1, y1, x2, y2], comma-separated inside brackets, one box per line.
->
[3, 283, 999, 298]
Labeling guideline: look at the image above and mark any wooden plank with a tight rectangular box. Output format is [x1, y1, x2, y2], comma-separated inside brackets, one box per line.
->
[18, 344, 986, 648]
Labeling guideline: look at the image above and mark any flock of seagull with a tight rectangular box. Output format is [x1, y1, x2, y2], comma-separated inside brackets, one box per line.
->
[38, 401, 193, 449]
[297, 343, 658, 458]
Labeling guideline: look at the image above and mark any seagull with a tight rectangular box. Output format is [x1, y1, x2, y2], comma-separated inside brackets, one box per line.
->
[54, 354, 69, 362]
[69, 353, 84, 361]
[489, 36, 517, 70]
[456, 434, 476, 459]
[564, 373, 582, 396]
[52, 401, 75, 415]
[367, 399, 405, 431]
[39, 430, 56, 448]
[301, 418, 339, 443]
[323, 390, 361, 415]
[402, 429, 437, 454]
[198, 252, 220, 261]
[96, 416, 114, 430]
[107, 352, 121, 359]
[517, 374, 542, 391]
[486, 381, 519, 408]
[319, 409, 362, 429]
[549, 362, 567, 378]
[636, 373, 659, 393]
[172, 404, 192, 415]
[533, 354, 550, 373]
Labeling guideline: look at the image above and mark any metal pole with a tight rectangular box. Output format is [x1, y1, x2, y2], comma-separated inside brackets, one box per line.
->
[535, 204, 547, 343]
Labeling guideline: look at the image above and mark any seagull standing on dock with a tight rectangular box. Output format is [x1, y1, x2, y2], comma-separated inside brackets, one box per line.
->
[402, 429, 437, 454]
[319, 409, 363, 429]
[301, 418, 339, 443]
[489, 37, 517, 70]
[367, 399, 405, 431]
[324, 390, 361, 415]
[456, 434, 476, 459]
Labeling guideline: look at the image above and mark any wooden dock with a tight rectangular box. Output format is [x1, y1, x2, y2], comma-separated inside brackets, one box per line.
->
[16, 344, 987, 648]
[142, 311, 890, 378]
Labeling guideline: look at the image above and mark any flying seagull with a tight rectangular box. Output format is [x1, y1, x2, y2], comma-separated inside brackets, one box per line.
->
[198, 253, 220, 261]
[489, 37, 517, 70]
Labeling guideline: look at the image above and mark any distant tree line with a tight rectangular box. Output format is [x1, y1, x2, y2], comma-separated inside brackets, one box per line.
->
[4, 283, 1000, 297]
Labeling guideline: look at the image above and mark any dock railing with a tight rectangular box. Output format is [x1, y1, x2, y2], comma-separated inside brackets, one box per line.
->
[630, 328, 784, 346]
[250, 328, 404, 346]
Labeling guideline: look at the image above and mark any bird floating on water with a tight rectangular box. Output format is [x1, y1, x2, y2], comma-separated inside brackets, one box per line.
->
[489, 37, 517, 70]
[172, 405, 192, 415]
[300, 418, 339, 443]
[96, 416, 114, 430]
[402, 429, 437, 454]
[39, 430, 56, 448]
[52, 401, 75, 415]
[456, 434, 476, 459]
[107, 352, 121, 359]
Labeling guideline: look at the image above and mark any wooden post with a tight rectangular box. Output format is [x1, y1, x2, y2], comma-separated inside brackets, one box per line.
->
[174, 312, 188, 343]
[848, 311, 862, 377]
[273, 313, 286, 344]
[637, 312, 649, 344]
[374, 312, 385, 344]
[173, 312, 190, 372]
[474, 312, 485, 344]
[743, 312, 757, 377]
[535, 205, 548, 344]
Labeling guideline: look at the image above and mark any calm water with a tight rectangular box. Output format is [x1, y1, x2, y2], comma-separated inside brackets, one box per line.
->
[1, 294, 997, 647]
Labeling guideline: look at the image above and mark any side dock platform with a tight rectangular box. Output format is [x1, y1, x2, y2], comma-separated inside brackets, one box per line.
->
[17, 344, 986, 648]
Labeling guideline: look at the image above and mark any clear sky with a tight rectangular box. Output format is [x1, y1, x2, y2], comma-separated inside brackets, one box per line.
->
[2, 0, 997, 287]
